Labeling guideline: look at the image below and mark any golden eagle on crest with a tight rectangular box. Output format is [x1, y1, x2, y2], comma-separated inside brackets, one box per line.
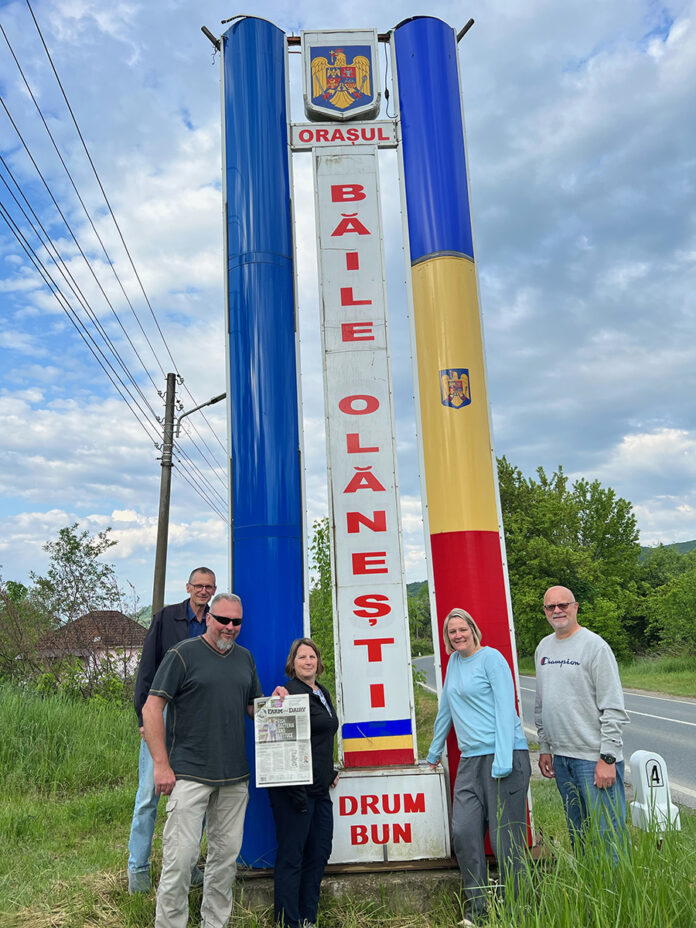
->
[311, 48, 371, 110]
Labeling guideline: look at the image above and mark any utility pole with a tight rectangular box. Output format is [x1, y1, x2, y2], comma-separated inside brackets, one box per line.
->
[152, 372, 176, 615]
[151, 382, 227, 614]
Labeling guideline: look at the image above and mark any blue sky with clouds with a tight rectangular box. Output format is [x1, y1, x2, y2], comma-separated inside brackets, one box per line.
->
[0, 0, 694, 607]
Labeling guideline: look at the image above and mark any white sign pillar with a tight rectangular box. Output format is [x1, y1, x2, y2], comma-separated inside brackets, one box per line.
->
[313, 146, 416, 767]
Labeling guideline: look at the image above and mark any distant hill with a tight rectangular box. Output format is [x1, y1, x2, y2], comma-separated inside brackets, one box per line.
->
[640, 539, 696, 559]
[134, 605, 152, 628]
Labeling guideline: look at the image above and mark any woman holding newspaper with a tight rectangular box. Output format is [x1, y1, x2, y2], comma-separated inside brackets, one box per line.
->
[270, 638, 339, 928]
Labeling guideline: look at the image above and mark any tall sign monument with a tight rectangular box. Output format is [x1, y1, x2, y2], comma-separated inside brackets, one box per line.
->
[219, 15, 523, 868]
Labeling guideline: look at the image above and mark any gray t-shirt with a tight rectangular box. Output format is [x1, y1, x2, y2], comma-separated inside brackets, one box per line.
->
[534, 626, 629, 762]
[150, 636, 262, 785]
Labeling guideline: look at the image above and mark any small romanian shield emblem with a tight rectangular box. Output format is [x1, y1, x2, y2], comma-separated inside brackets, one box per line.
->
[302, 30, 381, 122]
[440, 369, 471, 409]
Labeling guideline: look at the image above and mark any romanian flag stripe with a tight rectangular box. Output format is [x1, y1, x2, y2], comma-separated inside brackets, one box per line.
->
[345, 748, 415, 768]
[343, 735, 414, 752]
[342, 718, 412, 739]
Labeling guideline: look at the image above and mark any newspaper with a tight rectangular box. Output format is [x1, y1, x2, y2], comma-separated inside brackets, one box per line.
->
[254, 694, 313, 787]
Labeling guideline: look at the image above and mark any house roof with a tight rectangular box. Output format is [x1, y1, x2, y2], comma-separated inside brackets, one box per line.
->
[40, 610, 147, 657]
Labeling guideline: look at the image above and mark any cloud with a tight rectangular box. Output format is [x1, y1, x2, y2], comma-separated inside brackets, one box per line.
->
[0, 0, 694, 610]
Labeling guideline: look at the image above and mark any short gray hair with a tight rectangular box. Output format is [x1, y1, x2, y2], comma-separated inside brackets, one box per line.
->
[188, 566, 216, 584]
[210, 592, 242, 609]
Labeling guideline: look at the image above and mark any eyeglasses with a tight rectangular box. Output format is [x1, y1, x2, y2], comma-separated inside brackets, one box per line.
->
[543, 602, 576, 613]
[190, 583, 216, 592]
[209, 612, 242, 627]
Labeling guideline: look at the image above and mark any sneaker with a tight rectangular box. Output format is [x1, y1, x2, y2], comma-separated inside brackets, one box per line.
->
[458, 914, 484, 927]
[128, 869, 151, 894]
[302, 922, 316, 928]
[190, 865, 205, 886]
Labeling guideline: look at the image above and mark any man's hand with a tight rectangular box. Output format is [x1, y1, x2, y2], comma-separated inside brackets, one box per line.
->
[594, 757, 617, 789]
[538, 753, 555, 778]
[154, 761, 176, 796]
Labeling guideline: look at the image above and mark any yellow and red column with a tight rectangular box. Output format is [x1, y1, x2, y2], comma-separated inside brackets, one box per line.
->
[394, 16, 519, 791]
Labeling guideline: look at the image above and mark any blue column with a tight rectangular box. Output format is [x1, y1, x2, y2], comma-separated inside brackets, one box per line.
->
[222, 15, 303, 868]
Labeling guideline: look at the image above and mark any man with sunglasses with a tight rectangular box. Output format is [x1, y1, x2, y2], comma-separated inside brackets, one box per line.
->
[128, 567, 217, 893]
[142, 593, 274, 928]
[534, 585, 629, 850]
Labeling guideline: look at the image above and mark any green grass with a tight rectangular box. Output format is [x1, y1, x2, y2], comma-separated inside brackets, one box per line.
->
[518, 655, 535, 675]
[517, 653, 696, 698]
[2, 683, 696, 927]
[414, 685, 438, 759]
[619, 655, 696, 698]
[0, 684, 138, 796]
[511, 779, 696, 928]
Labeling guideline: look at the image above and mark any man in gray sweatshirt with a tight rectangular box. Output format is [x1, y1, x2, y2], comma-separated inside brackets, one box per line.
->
[534, 586, 629, 848]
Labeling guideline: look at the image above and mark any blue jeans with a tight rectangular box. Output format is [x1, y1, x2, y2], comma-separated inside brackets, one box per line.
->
[553, 755, 626, 849]
[128, 735, 160, 873]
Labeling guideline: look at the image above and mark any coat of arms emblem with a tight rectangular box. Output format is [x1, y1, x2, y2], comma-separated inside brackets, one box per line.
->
[440, 369, 472, 409]
[303, 30, 381, 122]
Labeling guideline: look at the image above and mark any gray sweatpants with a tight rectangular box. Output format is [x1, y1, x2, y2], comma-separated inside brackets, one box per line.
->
[451, 750, 531, 917]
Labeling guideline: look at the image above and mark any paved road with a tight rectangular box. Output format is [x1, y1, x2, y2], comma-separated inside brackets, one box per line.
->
[518, 674, 696, 809]
[414, 654, 438, 690]
[413, 656, 696, 809]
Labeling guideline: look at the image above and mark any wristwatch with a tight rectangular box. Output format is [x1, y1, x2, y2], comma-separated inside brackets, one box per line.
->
[600, 753, 616, 765]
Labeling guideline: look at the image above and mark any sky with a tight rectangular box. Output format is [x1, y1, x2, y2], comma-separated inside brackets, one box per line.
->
[0, 0, 694, 610]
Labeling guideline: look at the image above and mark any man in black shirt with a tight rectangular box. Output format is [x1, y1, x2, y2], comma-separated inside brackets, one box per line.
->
[143, 593, 282, 928]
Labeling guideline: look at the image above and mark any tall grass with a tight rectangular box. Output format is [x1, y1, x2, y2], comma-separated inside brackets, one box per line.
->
[619, 655, 696, 697]
[486, 779, 696, 927]
[0, 682, 138, 795]
[2, 687, 695, 926]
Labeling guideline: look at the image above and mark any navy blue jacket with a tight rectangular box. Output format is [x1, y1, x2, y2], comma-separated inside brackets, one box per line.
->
[133, 598, 197, 725]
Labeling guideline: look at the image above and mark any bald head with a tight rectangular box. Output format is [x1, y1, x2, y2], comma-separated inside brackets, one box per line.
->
[543, 586, 579, 638]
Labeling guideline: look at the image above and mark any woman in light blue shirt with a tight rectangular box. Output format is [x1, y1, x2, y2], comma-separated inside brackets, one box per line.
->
[427, 608, 530, 926]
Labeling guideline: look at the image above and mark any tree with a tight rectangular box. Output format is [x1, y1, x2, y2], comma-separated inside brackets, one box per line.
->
[308, 518, 336, 699]
[645, 550, 696, 654]
[498, 457, 641, 660]
[618, 545, 691, 652]
[30, 523, 123, 625]
[0, 524, 137, 699]
[408, 582, 432, 654]
[0, 578, 52, 682]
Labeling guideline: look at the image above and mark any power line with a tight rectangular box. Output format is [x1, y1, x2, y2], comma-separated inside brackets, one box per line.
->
[0, 202, 162, 448]
[1, 167, 229, 520]
[24, 0, 177, 376]
[1, 184, 229, 522]
[173, 454, 229, 523]
[24, 0, 230, 466]
[174, 443, 228, 512]
[0, 98, 162, 421]
[177, 420, 229, 493]
[0, 153, 160, 422]
[0, 21, 163, 396]
[2, 3, 231, 516]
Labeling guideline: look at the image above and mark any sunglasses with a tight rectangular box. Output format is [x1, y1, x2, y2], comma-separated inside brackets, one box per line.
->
[209, 612, 242, 627]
